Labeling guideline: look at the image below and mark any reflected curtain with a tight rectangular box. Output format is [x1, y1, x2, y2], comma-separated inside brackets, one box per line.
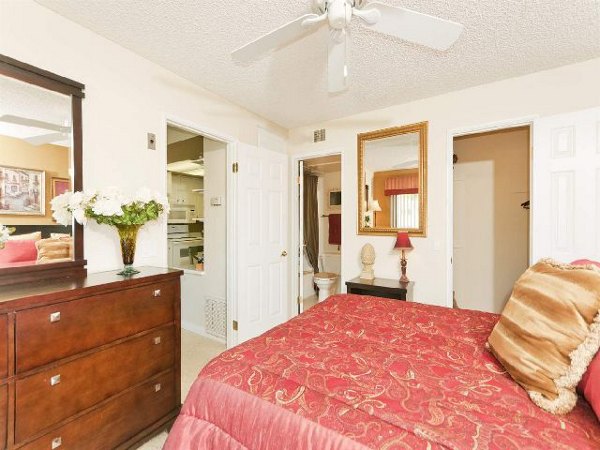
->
[384, 173, 419, 196]
[303, 174, 320, 274]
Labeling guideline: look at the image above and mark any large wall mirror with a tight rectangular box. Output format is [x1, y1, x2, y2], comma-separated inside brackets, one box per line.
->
[358, 122, 428, 236]
[0, 55, 85, 285]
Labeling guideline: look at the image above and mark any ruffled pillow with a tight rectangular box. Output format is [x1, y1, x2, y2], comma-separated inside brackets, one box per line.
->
[578, 352, 600, 419]
[488, 259, 600, 414]
[572, 260, 600, 419]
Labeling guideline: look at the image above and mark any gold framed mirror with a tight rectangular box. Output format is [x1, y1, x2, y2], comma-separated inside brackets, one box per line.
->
[358, 122, 427, 236]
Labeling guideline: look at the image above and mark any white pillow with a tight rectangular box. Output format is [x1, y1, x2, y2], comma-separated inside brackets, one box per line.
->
[9, 231, 41, 241]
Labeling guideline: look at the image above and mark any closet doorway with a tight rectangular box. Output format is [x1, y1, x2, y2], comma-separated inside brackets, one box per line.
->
[452, 126, 531, 313]
[165, 122, 229, 345]
[297, 154, 342, 313]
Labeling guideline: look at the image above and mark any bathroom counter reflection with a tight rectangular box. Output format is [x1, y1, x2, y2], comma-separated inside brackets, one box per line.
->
[357, 122, 428, 236]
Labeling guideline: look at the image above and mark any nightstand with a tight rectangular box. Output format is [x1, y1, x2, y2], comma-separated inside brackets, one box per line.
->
[345, 277, 413, 301]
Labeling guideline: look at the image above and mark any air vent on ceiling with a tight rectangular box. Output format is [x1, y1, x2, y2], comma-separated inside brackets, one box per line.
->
[313, 129, 326, 143]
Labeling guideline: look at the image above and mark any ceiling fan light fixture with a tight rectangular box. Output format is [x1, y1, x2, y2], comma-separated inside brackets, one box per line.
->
[327, 0, 353, 29]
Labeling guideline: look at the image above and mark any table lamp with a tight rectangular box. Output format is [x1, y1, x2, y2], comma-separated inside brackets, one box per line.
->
[369, 200, 382, 227]
[394, 232, 413, 283]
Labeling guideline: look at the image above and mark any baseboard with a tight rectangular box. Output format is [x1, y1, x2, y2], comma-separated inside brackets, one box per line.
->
[181, 320, 226, 344]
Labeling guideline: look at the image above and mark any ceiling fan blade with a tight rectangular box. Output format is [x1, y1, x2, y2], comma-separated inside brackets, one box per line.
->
[361, 2, 464, 51]
[24, 133, 66, 146]
[0, 114, 69, 133]
[328, 30, 348, 93]
[232, 14, 324, 62]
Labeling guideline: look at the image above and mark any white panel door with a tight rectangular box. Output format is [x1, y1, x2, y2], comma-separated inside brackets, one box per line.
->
[298, 160, 305, 314]
[237, 143, 289, 343]
[453, 161, 495, 311]
[532, 107, 600, 263]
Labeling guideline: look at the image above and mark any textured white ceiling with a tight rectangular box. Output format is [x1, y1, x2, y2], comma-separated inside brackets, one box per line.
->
[365, 133, 419, 171]
[0, 75, 71, 146]
[34, 0, 600, 129]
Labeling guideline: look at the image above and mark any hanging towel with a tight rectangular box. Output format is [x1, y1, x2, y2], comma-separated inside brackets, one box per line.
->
[328, 214, 341, 245]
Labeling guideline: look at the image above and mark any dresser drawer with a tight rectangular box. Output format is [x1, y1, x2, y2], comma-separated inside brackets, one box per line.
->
[16, 280, 177, 373]
[15, 325, 176, 441]
[20, 370, 177, 450]
[0, 384, 7, 450]
[0, 315, 7, 379]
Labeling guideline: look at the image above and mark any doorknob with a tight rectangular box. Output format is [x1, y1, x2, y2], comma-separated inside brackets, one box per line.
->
[281, 250, 288, 257]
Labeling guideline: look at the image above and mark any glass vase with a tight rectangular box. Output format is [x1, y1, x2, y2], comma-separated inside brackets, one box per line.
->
[116, 224, 141, 276]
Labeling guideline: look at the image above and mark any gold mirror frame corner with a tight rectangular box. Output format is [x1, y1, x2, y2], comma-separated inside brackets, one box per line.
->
[357, 121, 428, 237]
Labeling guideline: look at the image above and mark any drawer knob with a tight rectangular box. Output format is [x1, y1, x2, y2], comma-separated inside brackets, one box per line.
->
[50, 374, 61, 386]
[51, 437, 62, 449]
[49, 312, 61, 323]
[153, 289, 161, 297]
[154, 383, 161, 392]
[153, 336, 161, 345]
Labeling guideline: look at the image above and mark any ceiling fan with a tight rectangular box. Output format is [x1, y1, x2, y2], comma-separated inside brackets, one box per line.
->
[0, 114, 71, 146]
[232, 0, 464, 93]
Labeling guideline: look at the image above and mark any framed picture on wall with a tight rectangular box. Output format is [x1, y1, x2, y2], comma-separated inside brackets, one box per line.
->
[329, 189, 342, 208]
[52, 177, 70, 198]
[0, 165, 45, 215]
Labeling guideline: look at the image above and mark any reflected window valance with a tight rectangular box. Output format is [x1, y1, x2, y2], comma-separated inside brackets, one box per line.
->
[384, 173, 419, 196]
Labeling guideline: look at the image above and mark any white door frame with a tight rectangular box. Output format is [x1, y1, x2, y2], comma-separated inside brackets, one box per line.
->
[290, 148, 343, 317]
[162, 115, 239, 349]
[445, 116, 537, 308]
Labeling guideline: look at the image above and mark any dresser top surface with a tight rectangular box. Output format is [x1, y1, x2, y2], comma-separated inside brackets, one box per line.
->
[346, 277, 413, 290]
[0, 266, 183, 308]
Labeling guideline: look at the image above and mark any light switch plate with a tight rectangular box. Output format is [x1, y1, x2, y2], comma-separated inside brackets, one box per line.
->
[147, 133, 156, 150]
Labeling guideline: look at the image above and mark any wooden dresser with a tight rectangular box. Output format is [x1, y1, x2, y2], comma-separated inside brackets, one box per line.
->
[0, 267, 183, 450]
[345, 277, 414, 301]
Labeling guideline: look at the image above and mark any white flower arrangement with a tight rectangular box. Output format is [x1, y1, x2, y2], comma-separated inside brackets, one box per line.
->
[51, 187, 170, 227]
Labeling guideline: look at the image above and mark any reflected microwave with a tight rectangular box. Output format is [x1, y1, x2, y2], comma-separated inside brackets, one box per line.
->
[168, 206, 196, 224]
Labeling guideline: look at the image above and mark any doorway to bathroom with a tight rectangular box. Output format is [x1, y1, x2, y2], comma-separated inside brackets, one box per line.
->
[296, 154, 342, 313]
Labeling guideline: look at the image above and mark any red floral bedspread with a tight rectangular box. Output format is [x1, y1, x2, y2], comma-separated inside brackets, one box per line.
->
[165, 295, 600, 449]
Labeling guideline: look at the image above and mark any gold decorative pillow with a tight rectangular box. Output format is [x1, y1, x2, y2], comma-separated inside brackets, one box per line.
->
[35, 237, 73, 262]
[487, 259, 600, 414]
[50, 233, 71, 239]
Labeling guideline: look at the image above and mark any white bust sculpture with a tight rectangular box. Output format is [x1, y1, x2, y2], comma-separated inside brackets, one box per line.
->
[360, 243, 375, 280]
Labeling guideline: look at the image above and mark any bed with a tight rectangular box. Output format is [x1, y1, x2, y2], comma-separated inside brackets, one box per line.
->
[164, 294, 600, 449]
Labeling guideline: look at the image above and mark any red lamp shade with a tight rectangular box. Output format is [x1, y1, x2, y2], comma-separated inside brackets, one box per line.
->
[394, 232, 413, 250]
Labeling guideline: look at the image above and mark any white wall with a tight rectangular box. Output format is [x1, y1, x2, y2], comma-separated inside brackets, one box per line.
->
[289, 58, 600, 307]
[0, 0, 286, 274]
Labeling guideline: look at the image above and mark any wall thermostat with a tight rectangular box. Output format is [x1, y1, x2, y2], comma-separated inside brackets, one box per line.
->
[210, 197, 223, 206]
